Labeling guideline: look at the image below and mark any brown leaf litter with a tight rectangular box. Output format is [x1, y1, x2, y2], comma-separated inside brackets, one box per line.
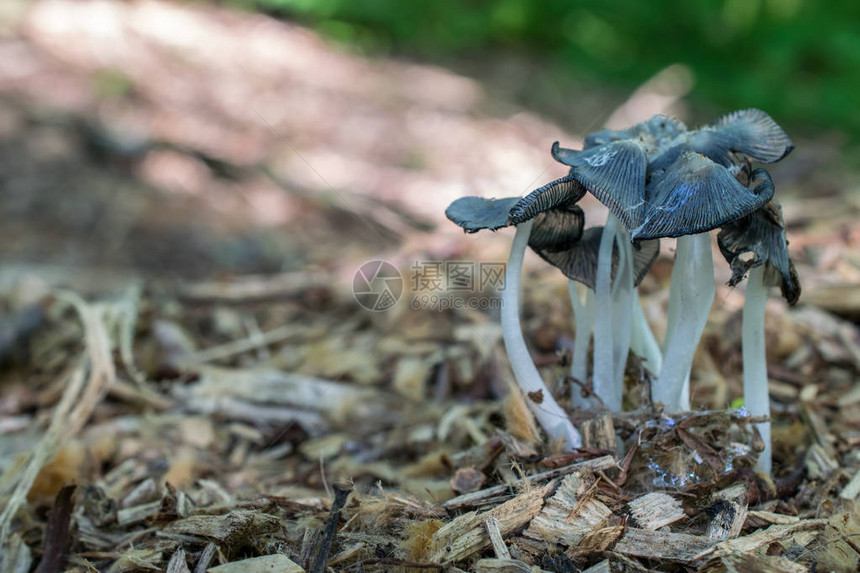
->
[0, 269, 857, 573]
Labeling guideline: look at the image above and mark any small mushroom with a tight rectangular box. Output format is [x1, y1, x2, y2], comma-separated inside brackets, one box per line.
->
[717, 200, 800, 474]
[446, 177, 586, 449]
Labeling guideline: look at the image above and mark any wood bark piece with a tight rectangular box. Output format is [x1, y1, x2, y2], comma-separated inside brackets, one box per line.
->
[614, 528, 715, 564]
[107, 549, 162, 573]
[475, 558, 544, 573]
[706, 499, 748, 541]
[572, 525, 625, 555]
[193, 543, 217, 573]
[34, 485, 76, 573]
[177, 272, 330, 303]
[310, 485, 351, 573]
[628, 492, 685, 530]
[485, 517, 511, 559]
[839, 469, 860, 500]
[442, 455, 616, 510]
[175, 367, 397, 435]
[524, 473, 612, 548]
[428, 484, 550, 563]
[581, 560, 611, 573]
[207, 554, 305, 573]
[161, 510, 280, 546]
[165, 549, 191, 573]
[694, 519, 828, 561]
[116, 500, 162, 526]
[745, 510, 800, 527]
[580, 413, 615, 451]
[717, 553, 808, 573]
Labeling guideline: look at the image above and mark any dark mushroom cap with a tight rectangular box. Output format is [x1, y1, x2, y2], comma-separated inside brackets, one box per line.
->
[631, 160, 775, 241]
[717, 199, 801, 305]
[508, 175, 587, 225]
[445, 196, 520, 233]
[446, 175, 658, 288]
[552, 109, 791, 241]
[550, 140, 646, 232]
[584, 115, 687, 150]
[691, 109, 795, 166]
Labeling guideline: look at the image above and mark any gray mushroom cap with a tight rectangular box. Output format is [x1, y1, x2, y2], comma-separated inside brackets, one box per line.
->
[631, 160, 775, 241]
[445, 175, 659, 288]
[717, 200, 801, 306]
[552, 109, 793, 241]
[584, 115, 687, 150]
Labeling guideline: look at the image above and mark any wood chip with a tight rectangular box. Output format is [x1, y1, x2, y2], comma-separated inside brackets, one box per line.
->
[484, 517, 511, 559]
[161, 510, 280, 546]
[429, 484, 549, 563]
[581, 560, 611, 573]
[839, 469, 860, 500]
[193, 543, 217, 573]
[207, 554, 304, 573]
[474, 558, 537, 573]
[580, 413, 615, 451]
[442, 455, 616, 510]
[116, 501, 161, 526]
[614, 528, 715, 564]
[524, 473, 612, 548]
[572, 525, 624, 556]
[165, 549, 191, 573]
[628, 492, 685, 530]
[745, 510, 801, 527]
[706, 499, 748, 541]
[714, 553, 808, 573]
[696, 519, 829, 561]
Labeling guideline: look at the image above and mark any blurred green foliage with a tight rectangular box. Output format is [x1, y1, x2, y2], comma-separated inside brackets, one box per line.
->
[242, 0, 860, 137]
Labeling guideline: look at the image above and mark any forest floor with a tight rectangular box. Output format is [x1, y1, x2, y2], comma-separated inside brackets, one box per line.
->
[0, 1, 858, 571]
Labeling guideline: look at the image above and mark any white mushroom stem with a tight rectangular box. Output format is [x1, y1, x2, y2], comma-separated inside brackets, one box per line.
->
[503, 220, 582, 449]
[743, 264, 771, 475]
[568, 281, 595, 408]
[653, 232, 715, 412]
[611, 225, 634, 406]
[631, 289, 663, 375]
[593, 215, 621, 411]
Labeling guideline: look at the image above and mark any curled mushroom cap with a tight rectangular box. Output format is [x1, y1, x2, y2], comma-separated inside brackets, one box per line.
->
[631, 159, 775, 241]
[446, 175, 659, 288]
[445, 195, 520, 233]
[550, 109, 792, 241]
[717, 199, 801, 305]
[584, 114, 687, 150]
[691, 109, 795, 166]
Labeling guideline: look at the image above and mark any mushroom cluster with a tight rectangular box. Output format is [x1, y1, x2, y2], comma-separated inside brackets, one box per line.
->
[447, 109, 799, 471]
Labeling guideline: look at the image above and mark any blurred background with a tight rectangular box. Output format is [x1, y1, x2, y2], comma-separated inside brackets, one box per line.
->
[1, 0, 858, 298]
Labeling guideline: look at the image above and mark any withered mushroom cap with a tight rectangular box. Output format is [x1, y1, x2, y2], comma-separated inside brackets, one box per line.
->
[631, 159, 775, 241]
[445, 195, 520, 233]
[717, 199, 801, 305]
[691, 108, 795, 167]
[583, 114, 687, 150]
[446, 175, 659, 288]
[508, 175, 587, 225]
[550, 110, 793, 241]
